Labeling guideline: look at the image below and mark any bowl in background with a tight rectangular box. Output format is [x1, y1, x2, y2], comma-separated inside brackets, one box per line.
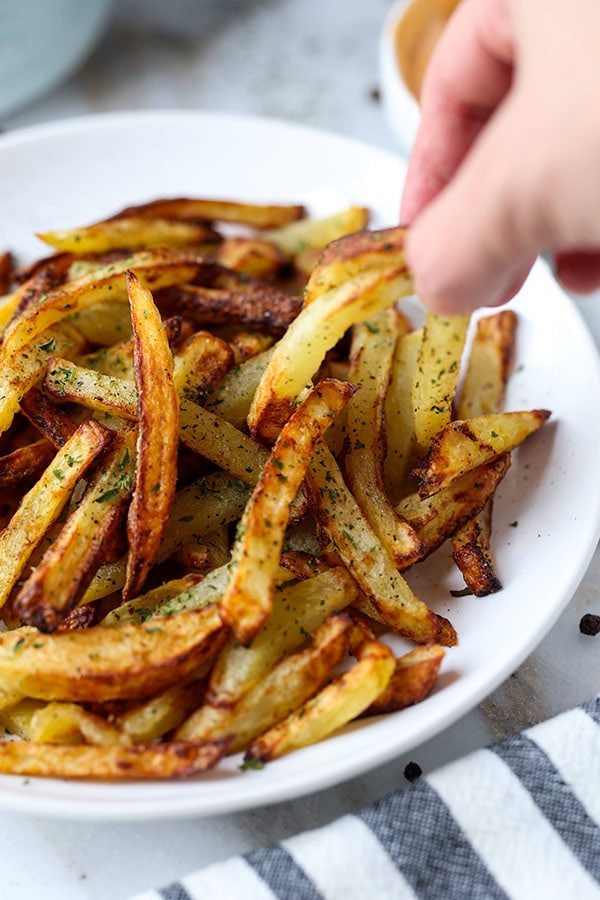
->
[0, 0, 112, 119]
[379, 0, 460, 153]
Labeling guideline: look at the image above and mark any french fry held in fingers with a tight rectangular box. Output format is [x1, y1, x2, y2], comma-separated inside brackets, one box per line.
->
[124, 270, 179, 599]
[220, 378, 355, 644]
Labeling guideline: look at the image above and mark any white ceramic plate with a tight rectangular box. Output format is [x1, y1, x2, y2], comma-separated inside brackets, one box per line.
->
[0, 111, 599, 821]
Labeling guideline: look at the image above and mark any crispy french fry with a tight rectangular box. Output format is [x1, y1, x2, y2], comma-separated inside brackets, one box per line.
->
[117, 671, 209, 743]
[306, 441, 456, 645]
[228, 330, 274, 364]
[14, 428, 137, 631]
[0, 440, 56, 489]
[0, 605, 224, 702]
[414, 410, 550, 498]
[383, 328, 422, 502]
[0, 739, 226, 780]
[29, 701, 124, 745]
[38, 217, 220, 255]
[397, 456, 511, 560]
[451, 503, 502, 596]
[216, 238, 285, 279]
[249, 227, 413, 442]
[20, 388, 78, 447]
[412, 312, 470, 452]
[205, 347, 274, 428]
[155, 283, 301, 334]
[0, 252, 14, 296]
[44, 358, 138, 420]
[101, 574, 204, 626]
[220, 379, 355, 644]
[0, 249, 201, 360]
[345, 309, 422, 567]
[247, 620, 395, 762]
[173, 331, 234, 403]
[0, 420, 111, 609]
[177, 612, 354, 751]
[109, 197, 306, 228]
[124, 271, 179, 598]
[262, 207, 369, 258]
[365, 644, 445, 715]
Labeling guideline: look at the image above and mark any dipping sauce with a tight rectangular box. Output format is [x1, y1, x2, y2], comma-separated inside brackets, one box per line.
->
[396, 0, 461, 101]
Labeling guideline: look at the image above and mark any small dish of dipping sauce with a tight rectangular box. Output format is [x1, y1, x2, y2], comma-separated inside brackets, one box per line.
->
[380, 0, 460, 153]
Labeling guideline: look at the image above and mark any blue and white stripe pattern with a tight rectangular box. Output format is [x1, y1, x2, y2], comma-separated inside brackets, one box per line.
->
[132, 697, 600, 900]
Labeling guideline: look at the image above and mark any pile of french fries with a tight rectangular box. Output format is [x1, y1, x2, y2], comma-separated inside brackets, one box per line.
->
[0, 198, 549, 780]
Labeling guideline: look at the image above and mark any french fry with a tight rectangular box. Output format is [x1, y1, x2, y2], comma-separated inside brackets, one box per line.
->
[20, 388, 78, 447]
[248, 227, 413, 442]
[0, 605, 225, 702]
[345, 308, 423, 568]
[173, 331, 234, 403]
[155, 283, 301, 334]
[208, 567, 357, 706]
[5, 253, 73, 323]
[262, 206, 369, 258]
[205, 347, 274, 428]
[44, 358, 138, 420]
[101, 574, 204, 626]
[0, 697, 44, 738]
[38, 216, 220, 255]
[0, 739, 227, 780]
[124, 271, 179, 598]
[117, 671, 209, 743]
[0, 252, 14, 296]
[0, 420, 111, 609]
[247, 620, 395, 762]
[365, 644, 445, 715]
[397, 455, 511, 560]
[414, 410, 550, 498]
[307, 441, 457, 645]
[383, 328, 422, 502]
[68, 300, 134, 346]
[14, 428, 137, 631]
[220, 379, 355, 644]
[28, 701, 124, 745]
[228, 331, 274, 364]
[177, 612, 354, 751]
[0, 440, 56, 489]
[0, 249, 201, 359]
[412, 312, 470, 452]
[0, 323, 85, 436]
[451, 503, 502, 596]
[109, 197, 306, 228]
[216, 237, 285, 279]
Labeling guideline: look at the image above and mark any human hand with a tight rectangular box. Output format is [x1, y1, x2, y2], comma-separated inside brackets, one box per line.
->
[401, 0, 600, 314]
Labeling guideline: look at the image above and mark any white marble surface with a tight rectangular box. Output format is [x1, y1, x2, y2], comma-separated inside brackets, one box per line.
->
[2, 1, 600, 897]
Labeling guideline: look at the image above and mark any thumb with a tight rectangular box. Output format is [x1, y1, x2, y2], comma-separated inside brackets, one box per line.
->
[405, 98, 543, 314]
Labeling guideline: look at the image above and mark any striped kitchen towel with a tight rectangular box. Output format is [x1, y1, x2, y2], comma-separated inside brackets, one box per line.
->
[132, 696, 600, 900]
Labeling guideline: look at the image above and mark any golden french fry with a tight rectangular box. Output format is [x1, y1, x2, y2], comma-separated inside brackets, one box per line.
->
[0, 739, 227, 780]
[0, 605, 224, 702]
[20, 388, 78, 447]
[177, 612, 354, 751]
[0, 440, 56, 489]
[451, 502, 502, 596]
[38, 216, 219, 255]
[412, 312, 470, 452]
[216, 237, 285, 279]
[247, 620, 395, 762]
[307, 441, 457, 645]
[124, 271, 179, 598]
[14, 428, 137, 631]
[262, 207, 369, 258]
[345, 308, 422, 567]
[220, 379, 355, 644]
[117, 671, 208, 743]
[414, 410, 550, 498]
[101, 574, 204, 626]
[0, 420, 111, 609]
[383, 328, 422, 502]
[173, 331, 234, 403]
[205, 347, 274, 428]
[365, 644, 445, 715]
[249, 227, 413, 442]
[109, 197, 306, 228]
[29, 701, 124, 745]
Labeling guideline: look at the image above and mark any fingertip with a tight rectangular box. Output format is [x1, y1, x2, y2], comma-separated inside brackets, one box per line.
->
[555, 250, 600, 294]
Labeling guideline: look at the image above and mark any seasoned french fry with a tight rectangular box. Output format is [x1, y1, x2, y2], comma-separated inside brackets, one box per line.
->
[451, 503, 502, 596]
[412, 312, 470, 452]
[220, 379, 355, 644]
[0, 605, 225, 702]
[124, 271, 179, 598]
[209, 567, 357, 706]
[414, 410, 550, 497]
[262, 206, 369, 258]
[0, 249, 201, 359]
[109, 197, 306, 228]
[307, 441, 456, 645]
[249, 227, 413, 442]
[117, 670, 209, 743]
[383, 328, 422, 502]
[44, 358, 137, 420]
[38, 217, 220, 255]
[247, 620, 395, 762]
[14, 428, 136, 631]
[173, 331, 234, 403]
[20, 388, 78, 447]
[0, 739, 227, 780]
[0, 440, 56, 489]
[216, 238, 285, 279]
[29, 701, 124, 745]
[0, 420, 111, 609]
[177, 612, 354, 751]
[365, 644, 445, 715]
[101, 574, 204, 626]
[155, 283, 301, 334]
[345, 308, 422, 568]
[205, 347, 274, 428]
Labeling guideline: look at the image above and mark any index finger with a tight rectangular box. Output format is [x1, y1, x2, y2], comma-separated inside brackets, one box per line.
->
[401, 0, 514, 224]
